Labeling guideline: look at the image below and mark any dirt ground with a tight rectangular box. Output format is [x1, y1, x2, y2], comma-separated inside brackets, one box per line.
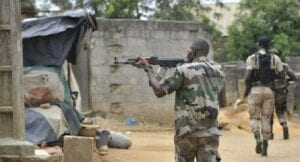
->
[93, 105, 300, 162]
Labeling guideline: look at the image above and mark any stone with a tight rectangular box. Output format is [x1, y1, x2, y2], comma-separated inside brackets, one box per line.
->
[63, 136, 93, 162]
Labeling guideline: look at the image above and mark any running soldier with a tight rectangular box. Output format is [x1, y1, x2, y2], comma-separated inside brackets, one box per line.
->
[270, 48, 297, 140]
[244, 36, 285, 156]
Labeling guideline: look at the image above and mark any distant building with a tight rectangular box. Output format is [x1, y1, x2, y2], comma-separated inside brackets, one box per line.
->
[203, 1, 240, 36]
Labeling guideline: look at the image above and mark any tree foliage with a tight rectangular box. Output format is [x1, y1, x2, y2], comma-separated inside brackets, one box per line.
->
[43, 0, 150, 19]
[149, 0, 224, 61]
[151, 0, 202, 21]
[78, 0, 147, 19]
[51, 0, 73, 10]
[226, 0, 300, 61]
[21, 0, 225, 60]
[21, 0, 37, 17]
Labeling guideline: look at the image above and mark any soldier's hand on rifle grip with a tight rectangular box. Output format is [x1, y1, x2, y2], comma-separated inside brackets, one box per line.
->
[137, 57, 152, 72]
[136, 57, 149, 66]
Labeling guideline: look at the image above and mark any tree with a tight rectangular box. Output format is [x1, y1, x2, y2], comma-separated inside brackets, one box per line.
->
[46, 0, 151, 19]
[21, 0, 37, 17]
[28, 0, 224, 60]
[51, 0, 72, 10]
[151, 0, 201, 21]
[150, 0, 224, 61]
[226, 0, 300, 61]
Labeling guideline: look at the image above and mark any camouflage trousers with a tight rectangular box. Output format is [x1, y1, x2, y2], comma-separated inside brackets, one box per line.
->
[175, 135, 219, 162]
[274, 88, 288, 124]
[248, 87, 275, 140]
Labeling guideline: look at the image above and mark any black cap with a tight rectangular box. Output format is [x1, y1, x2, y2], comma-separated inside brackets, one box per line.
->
[257, 36, 270, 49]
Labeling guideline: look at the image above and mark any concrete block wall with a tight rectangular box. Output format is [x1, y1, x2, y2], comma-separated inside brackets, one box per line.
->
[89, 19, 213, 124]
[286, 57, 300, 72]
[222, 61, 245, 106]
[84, 19, 300, 124]
[293, 73, 300, 114]
[223, 58, 300, 115]
[286, 57, 300, 114]
[223, 65, 238, 105]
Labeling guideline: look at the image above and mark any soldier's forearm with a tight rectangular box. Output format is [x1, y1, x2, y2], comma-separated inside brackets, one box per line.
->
[146, 69, 166, 98]
[244, 70, 253, 98]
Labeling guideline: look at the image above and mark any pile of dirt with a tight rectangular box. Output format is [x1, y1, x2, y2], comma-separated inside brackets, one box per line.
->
[218, 104, 252, 132]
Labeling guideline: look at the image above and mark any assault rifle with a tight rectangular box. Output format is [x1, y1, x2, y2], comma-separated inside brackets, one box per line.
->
[114, 56, 185, 68]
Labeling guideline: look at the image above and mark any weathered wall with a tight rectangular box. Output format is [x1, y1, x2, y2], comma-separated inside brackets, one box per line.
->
[222, 58, 300, 115]
[88, 19, 213, 124]
[0, 0, 36, 159]
[0, 0, 25, 139]
[222, 61, 245, 105]
[79, 19, 300, 125]
[286, 57, 300, 114]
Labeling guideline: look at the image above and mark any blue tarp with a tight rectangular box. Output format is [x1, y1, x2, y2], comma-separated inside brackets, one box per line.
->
[25, 102, 83, 144]
[22, 9, 97, 66]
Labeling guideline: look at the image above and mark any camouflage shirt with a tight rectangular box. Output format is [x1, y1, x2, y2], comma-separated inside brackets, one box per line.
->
[160, 57, 224, 139]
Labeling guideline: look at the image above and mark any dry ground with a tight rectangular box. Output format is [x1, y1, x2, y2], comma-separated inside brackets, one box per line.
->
[93, 105, 300, 162]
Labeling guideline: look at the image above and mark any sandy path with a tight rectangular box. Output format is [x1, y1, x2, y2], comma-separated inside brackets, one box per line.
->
[93, 106, 300, 162]
[94, 128, 300, 162]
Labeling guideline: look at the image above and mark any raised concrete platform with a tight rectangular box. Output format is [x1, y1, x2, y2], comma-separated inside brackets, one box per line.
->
[0, 153, 63, 162]
[0, 138, 63, 162]
[0, 138, 34, 156]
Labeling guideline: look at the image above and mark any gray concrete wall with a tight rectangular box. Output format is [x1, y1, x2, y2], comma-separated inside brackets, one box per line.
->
[222, 58, 300, 115]
[286, 57, 300, 73]
[0, 0, 35, 158]
[286, 57, 300, 114]
[0, 0, 25, 140]
[81, 19, 300, 124]
[88, 19, 213, 124]
[223, 65, 238, 105]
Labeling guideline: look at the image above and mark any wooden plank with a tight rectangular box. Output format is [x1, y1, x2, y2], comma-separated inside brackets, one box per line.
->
[0, 25, 11, 30]
[72, 47, 91, 113]
[0, 0, 11, 24]
[0, 0, 23, 139]
[10, 0, 26, 139]
[0, 106, 13, 112]
[0, 65, 12, 71]
[0, 113, 13, 137]
[0, 72, 12, 106]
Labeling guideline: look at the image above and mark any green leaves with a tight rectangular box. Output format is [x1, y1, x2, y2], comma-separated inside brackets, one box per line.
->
[227, 0, 300, 61]
[24, 0, 224, 60]
[272, 34, 291, 58]
[151, 0, 201, 21]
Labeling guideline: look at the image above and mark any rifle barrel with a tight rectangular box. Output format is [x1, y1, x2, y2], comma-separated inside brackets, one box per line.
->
[114, 57, 186, 67]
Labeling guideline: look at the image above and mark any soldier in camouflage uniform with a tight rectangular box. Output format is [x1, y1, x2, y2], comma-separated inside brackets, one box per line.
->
[137, 39, 224, 162]
[244, 36, 285, 156]
[269, 49, 297, 140]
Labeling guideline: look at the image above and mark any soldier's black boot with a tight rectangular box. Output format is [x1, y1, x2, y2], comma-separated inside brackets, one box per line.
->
[215, 151, 222, 162]
[254, 130, 262, 154]
[261, 140, 268, 156]
[256, 141, 262, 154]
[283, 126, 289, 140]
